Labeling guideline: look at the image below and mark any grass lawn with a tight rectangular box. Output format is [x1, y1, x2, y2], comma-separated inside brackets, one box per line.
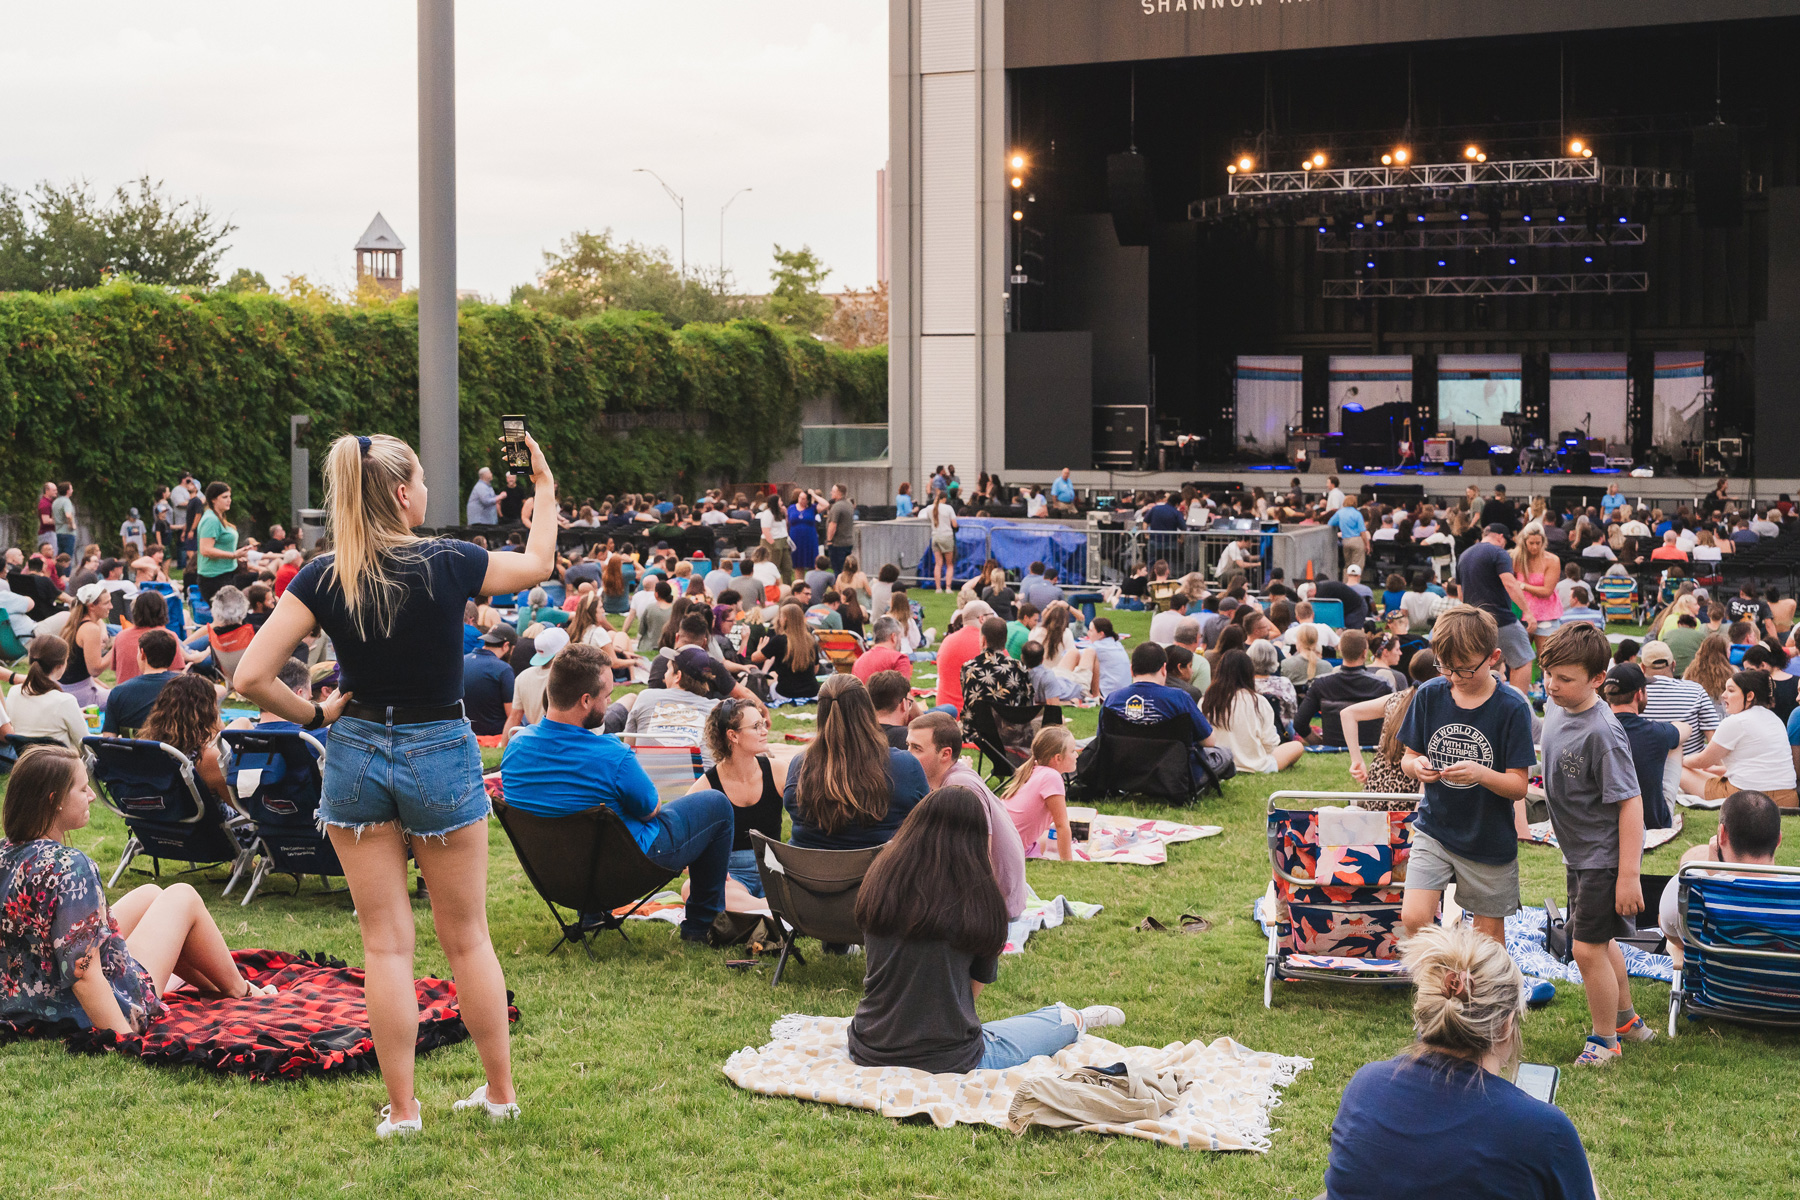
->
[7, 595, 1799, 1198]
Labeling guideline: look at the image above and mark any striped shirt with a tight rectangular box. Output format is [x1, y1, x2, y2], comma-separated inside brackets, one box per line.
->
[1643, 675, 1721, 753]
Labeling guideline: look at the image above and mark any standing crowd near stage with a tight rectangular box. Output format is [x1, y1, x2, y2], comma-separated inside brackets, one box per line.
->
[4, 451, 1794, 1194]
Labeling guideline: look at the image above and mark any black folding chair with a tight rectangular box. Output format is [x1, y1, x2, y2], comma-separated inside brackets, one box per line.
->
[965, 701, 1063, 783]
[750, 832, 883, 986]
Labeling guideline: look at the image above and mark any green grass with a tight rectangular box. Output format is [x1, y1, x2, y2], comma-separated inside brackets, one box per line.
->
[7, 597, 1799, 1198]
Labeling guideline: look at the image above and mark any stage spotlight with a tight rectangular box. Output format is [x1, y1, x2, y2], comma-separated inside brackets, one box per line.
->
[1582, 148, 1593, 158]
[1011, 176, 1022, 188]
[1416, 213, 1426, 223]
[1569, 139, 1585, 155]
[1302, 161, 1313, 171]
[1584, 255, 1594, 264]
[1509, 258, 1518, 265]
[1393, 148, 1409, 164]
[1460, 211, 1470, 221]
[1557, 207, 1568, 223]
[1465, 145, 1480, 160]
[1381, 154, 1393, 166]
[1012, 210, 1023, 221]
[1477, 153, 1487, 163]
[1227, 165, 1237, 175]
[1239, 156, 1255, 172]
[1438, 260, 1447, 268]
[1522, 213, 1533, 222]
[1011, 154, 1025, 169]
[1312, 153, 1327, 168]
[1355, 219, 1365, 229]
[1366, 261, 1376, 270]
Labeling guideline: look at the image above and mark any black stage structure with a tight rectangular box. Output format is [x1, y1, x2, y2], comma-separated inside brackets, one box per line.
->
[1001, 6, 1800, 478]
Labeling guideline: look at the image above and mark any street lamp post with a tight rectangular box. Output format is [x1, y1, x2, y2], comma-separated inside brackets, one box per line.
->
[634, 168, 686, 278]
[719, 187, 752, 284]
[417, 0, 459, 527]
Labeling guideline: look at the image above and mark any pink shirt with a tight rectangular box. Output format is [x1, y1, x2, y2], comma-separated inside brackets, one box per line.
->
[1004, 764, 1067, 854]
[934, 623, 983, 712]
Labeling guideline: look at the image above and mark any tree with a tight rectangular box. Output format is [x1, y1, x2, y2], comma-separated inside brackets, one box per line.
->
[0, 177, 235, 292]
[821, 281, 888, 349]
[510, 229, 757, 326]
[766, 244, 832, 332]
[222, 267, 270, 294]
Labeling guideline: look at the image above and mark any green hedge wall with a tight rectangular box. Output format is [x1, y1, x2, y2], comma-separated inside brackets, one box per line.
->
[0, 283, 887, 537]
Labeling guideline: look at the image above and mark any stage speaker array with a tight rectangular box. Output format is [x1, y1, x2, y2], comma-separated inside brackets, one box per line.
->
[1693, 124, 1744, 229]
[1107, 151, 1154, 247]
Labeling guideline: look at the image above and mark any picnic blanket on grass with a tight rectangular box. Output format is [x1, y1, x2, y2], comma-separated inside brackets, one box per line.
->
[1032, 815, 1222, 865]
[619, 887, 1100, 955]
[1504, 905, 1675, 985]
[1521, 812, 1682, 852]
[723, 1015, 1310, 1151]
[0, 949, 515, 1080]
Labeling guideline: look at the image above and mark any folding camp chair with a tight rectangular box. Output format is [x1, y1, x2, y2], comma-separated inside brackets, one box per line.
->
[491, 795, 680, 959]
[0, 733, 64, 776]
[750, 831, 883, 986]
[1309, 598, 1347, 629]
[1071, 708, 1223, 804]
[629, 743, 705, 800]
[966, 700, 1063, 783]
[1264, 791, 1419, 1007]
[1595, 575, 1638, 625]
[1148, 580, 1182, 612]
[85, 736, 257, 892]
[1668, 860, 1800, 1036]
[221, 728, 334, 905]
[814, 630, 867, 675]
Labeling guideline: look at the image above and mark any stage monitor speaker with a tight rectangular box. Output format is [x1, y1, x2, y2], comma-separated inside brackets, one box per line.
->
[1465, 459, 1492, 476]
[1693, 124, 1744, 229]
[1311, 457, 1336, 475]
[1107, 152, 1154, 247]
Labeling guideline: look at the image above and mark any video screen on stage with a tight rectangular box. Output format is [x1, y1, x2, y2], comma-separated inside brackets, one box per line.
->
[1439, 377, 1522, 431]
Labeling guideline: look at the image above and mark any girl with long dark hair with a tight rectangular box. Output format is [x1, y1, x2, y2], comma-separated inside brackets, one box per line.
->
[1201, 649, 1303, 773]
[783, 674, 927, 849]
[752, 602, 820, 700]
[847, 786, 1123, 1072]
[194, 481, 258, 601]
[236, 431, 560, 1136]
[139, 673, 236, 810]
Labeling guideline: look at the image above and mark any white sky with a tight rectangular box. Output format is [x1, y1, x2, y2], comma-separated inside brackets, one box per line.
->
[0, 1, 888, 299]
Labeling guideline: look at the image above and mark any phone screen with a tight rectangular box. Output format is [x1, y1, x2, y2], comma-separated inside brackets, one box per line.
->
[500, 415, 530, 469]
[1515, 1062, 1560, 1106]
[503, 419, 524, 435]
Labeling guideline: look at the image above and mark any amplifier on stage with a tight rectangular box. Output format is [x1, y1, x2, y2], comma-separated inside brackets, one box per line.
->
[1422, 437, 1454, 464]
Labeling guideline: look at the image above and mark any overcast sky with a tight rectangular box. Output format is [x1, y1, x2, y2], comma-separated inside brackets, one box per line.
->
[1, 1, 887, 299]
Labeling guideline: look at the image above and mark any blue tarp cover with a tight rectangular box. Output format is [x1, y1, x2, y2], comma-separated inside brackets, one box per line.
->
[915, 518, 1088, 585]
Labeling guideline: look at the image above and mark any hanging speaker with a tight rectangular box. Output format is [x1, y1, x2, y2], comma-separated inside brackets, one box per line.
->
[1107, 151, 1154, 247]
[1693, 124, 1744, 229]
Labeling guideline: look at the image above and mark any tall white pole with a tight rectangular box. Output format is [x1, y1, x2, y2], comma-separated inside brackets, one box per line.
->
[418, 0, 459, 526]
[720, 187, 752, 282]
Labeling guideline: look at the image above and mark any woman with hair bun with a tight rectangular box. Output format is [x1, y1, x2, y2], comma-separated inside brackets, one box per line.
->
[236, 430, 560, 1137]
[1324, 924, 1597, 1199]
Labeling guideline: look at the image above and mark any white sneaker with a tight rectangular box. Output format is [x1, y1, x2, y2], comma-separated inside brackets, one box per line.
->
[1077, 1005, 1126, 1033]
[452, 1084, 521, 1122]
[376, 1103, 422, 1139]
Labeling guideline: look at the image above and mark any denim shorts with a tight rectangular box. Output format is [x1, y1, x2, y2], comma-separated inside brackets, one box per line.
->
[320, 715, 489, 839]
[727, 847, 765, 899]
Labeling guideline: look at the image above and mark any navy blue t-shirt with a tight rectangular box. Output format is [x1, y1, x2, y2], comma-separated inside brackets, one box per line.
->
[1457, 541, 1520, 626]
[1145, 503, 1184, 532]
[782, 748, 929, 851]
[1326, 1053, 1594, 1200]
[1616, 711, 1680, 831]
[461, 650, 516, 735]
[1399, 676, 1536, 864]
[102, 670, 178, 736]
[286, 540, 490, 709]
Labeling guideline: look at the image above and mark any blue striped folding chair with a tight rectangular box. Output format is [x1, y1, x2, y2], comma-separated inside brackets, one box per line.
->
[630, 743, 705, 804]
[1669, 860, 1800, 1036]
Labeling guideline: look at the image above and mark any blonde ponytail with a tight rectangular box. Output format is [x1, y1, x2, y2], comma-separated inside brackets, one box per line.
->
[1000, 724, 1078, 799]
[322, 433, 426, 637]
[1402, 923, 1524, 1066]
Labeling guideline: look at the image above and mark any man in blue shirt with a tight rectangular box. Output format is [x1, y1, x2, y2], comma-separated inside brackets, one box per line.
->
[1101, 642, 1216, 782]
[102, 628, 183, 737]
[465, 467, 500, 525]
[1327, 502, 1369, 572]
[1049, 468, 1077, 514]
[501, 643, 732, 942]
[463, 626, 517, 737]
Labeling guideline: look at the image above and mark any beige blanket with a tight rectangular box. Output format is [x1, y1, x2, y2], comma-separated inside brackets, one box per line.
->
[722, 1015, 1311, 1151]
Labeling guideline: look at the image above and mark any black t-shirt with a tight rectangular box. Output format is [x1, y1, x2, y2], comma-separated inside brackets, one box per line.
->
[847, 936, 999, 1073]
[497, 487, 525, 525]
[1313, 580, 1367, 629]
[1458, 541, 1520, 627]
[1479, 498, 1518, 531]
[286, 540, 490, 708]
[760, 634, 820, 699]
[8, 571, 61, 621]
[185, 495, 206, 534]
[1120, 575, 1150, 598]
[705, 759, 783, 852]
[1726, 596, 1772, 630]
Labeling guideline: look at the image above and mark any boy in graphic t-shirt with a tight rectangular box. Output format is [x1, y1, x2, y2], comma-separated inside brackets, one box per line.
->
[1537, 621, 1652, 1067]
[1398, 606, 1536, 950]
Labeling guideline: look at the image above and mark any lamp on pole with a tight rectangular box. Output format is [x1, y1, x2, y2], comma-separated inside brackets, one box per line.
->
[417, 0, 459, 526]
[634, 168, 686, 278]
[719, 187, 752, 283]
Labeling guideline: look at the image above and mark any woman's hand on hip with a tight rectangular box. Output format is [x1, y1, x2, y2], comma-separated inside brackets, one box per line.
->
[322, 689, 354, 725]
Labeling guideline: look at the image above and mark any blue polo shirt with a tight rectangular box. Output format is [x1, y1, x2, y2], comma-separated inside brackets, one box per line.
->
[501, 719, 661, 851]
[461, 649, 515, 736]
[1051, 477, 1076, 504]
[1328, 506, 1367, 541]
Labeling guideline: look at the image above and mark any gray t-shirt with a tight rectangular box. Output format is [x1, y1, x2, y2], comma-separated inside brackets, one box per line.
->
[805, 568, 836, 599]
[1029, 663, 1085, 704]
[635, 602, 671, 654]
[1541, 699, 1640, 870]
[828, 499, 856, 547]
[622, 687, 719, 765]
[847, 936, 999, 1073]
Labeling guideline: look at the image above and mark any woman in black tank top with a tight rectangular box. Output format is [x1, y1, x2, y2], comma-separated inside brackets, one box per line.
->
[689, 697, 781, 907]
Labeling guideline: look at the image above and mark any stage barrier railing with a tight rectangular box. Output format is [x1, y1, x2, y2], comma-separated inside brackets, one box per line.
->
[1086, 524, 1343, 587]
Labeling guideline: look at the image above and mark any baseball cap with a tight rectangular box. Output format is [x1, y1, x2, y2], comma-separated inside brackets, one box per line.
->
[529, 626, 570, 666]
[1603, 662, 1648, 697]
[1485, 523, 1512, 536]
[1639, 640, 1674, 667]
[1344, 564, 1362, 576]
[672, 645, 713, 679]
[482, 624, 518, 646]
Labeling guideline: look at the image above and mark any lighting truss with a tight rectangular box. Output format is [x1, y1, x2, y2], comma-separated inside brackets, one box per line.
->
[1190, 157, 1683, 222]
[1323, 272, 1648, 299]
[1315, 224, 1647, 251]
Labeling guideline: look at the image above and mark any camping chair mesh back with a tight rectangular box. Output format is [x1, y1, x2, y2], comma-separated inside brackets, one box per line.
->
[84, 736, 255, 893]
[1308, 598, 1346, 630]
[1596, 575, 1637, 624]
[0, 733, 64, 776]
[1264, 791, 1418, 1007]
[814, 630, 866, 675]
[491, 795, 679, 959]
[749, 831, 883, 986]
[967, 701, 1063, 782]
[220, 729, 335, 905]
[1669, 861, 1800, 1036]
[1073, 709, 1214, 804]
[631, 744, 705, 803]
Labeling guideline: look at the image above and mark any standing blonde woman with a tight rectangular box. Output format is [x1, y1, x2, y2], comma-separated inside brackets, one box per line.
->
[236, 431, 559, 1138]
[1511, 527, 1562, 651]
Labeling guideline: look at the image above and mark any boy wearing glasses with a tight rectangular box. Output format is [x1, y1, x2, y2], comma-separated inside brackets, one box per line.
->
[1537, 622, 1651, 1065]
[1398, 605, 1536, 950]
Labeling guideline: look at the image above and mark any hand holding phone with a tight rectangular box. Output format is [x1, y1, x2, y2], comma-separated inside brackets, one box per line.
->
[500, 415, 531, 471]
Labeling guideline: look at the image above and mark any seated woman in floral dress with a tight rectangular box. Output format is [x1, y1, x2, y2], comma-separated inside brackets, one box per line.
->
[0, 745, 273, 1036]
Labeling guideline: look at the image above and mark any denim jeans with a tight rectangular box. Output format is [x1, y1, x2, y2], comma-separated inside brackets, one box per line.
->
[55, 533, 75, 559]
[977, 1005, 1081, 1071]
[828, 545, 852, 573]
[642, 788, 734, 939]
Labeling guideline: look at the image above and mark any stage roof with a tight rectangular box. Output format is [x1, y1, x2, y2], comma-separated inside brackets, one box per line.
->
[1006, 0, 1800, 70]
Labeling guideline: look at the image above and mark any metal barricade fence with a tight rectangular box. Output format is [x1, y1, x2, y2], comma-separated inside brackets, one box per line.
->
[1085, 524, 1344, 586]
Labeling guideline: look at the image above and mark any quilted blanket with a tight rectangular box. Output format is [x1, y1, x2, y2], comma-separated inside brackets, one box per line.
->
[724, 1014, 1310, 1151]
[1031, 815, 1223, 866]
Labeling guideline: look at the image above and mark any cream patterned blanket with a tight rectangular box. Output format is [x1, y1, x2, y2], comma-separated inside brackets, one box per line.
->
[723, 1015, 1311, 1151]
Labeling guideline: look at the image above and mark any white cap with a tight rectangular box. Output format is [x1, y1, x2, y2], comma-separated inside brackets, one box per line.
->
[530, 625, 570, 666]
[76, 583, 106, 605]
[1344, 564, 1362, 576]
